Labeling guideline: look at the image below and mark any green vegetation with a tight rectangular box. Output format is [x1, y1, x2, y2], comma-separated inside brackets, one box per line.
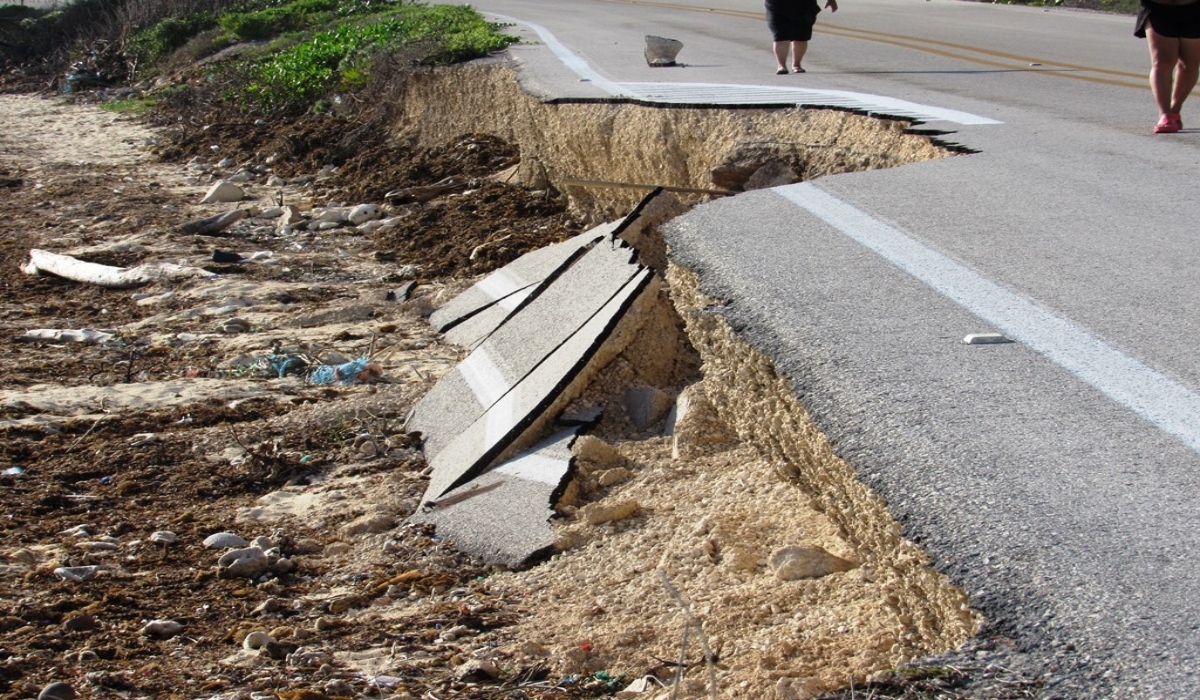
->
[99, 96, 158, 114]
[982, 0, 1137, 13]
[127, 13, 218, 66]
[241, 5, 515, 113]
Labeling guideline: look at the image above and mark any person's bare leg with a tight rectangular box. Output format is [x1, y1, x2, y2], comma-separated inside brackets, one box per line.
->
[774, 41, 790, 72]
[791, 40, 809, 71]
[1148, 29, 1181, 117]
[1169, 37, 1200, 115]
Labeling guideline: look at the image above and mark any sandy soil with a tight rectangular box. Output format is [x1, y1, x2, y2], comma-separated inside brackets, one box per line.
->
[0, 89, 998, 700]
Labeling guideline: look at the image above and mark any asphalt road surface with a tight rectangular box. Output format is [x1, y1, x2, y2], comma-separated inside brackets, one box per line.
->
[460, 0, 1200, 697]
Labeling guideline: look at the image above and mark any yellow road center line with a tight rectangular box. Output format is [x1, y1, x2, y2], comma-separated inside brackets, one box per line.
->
[601, 0, 1147, 89]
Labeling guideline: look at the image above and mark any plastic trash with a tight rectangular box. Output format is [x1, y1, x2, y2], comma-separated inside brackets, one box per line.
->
[3, 467, 24, 476]
[307, 358, 383, 385]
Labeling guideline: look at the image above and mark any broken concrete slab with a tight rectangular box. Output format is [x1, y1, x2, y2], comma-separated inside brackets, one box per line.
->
[411, 428, 580, 568]
[429, 222, 618, 336]
[409, 246, 655, 502]
[410, 238, 646, 465]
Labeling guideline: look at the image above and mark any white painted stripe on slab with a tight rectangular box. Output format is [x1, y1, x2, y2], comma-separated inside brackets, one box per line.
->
[775, 182, 1200, 455]
[488, 16, 999, 126]
[495, 452, 570, 485]
[486, 391, 518, 446]
[475, 269, 523, 303]
[458, 347, 509, 409]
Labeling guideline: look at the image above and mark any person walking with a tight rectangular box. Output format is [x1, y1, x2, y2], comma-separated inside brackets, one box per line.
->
[1135, 0, 1200, 132]
[767, 0, 838, 75]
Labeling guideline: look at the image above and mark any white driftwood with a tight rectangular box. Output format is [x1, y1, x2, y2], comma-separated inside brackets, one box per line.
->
[21, 249, 216, 289]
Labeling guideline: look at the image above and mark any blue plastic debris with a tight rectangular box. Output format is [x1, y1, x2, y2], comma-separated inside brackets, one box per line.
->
[3, 467, 24, 476]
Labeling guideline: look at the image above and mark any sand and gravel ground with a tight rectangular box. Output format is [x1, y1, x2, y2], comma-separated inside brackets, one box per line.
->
[0, 86, 990, 700]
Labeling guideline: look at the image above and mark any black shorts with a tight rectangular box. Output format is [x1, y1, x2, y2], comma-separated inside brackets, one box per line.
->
[1135, 0, 1200, 39]
[766, 0, 821, 42]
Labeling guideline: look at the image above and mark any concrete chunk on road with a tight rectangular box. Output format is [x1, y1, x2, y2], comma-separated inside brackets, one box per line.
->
[411, 428, 580, 568]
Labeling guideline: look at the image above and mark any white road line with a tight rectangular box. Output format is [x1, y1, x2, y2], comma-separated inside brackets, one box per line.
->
[458, 347, 510, 408]
[776, 182, 1200, 455]
[490, 15, 1000, 125]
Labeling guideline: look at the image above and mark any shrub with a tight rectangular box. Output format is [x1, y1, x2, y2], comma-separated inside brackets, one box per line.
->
[127, 13, 217, 66]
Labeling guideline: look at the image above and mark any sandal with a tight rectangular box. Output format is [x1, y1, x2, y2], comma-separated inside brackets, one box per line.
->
[792, 66, 806, 73]
[1154, 114, 1181, 133]
[776, 67, 788, 75]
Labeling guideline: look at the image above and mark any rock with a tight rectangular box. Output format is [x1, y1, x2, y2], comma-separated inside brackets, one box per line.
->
[218, 546, 269, 579]
[53, 566, 99, 583]
[242, 630, 275, 650]
[149, 530, 177, 545]
[141, 619, 184, 638]
[251, 598, 282, 616]
[315, 208, 346, 224]
[227, 169, 254, 184]
[219, 317, 251, 334]
[768, 545, 857, 581]
[323, 542, 351, 557]
[347, 203, 382, 225]
[581, 500, 641, 526]
[78, 541, 118, 551]
[597, 467, 633, 487]
[341, 513, 395, 537]
[10, 548, 37, 565]
[572, 435, 625, 472]
[774, 677, 822, 699]
[63, 614, 98, 632]
[217, 157, 233, 168]
[251, 535, 274, 550]
[723, 546, 760, 572]
[37, 682, 75, 700]
[668, 383, 738, 460]
[267, 175, 286, 187]
[456, 658, 500, 681]
[744, 161, 800, 191]
[644, 35, 683, 66]
[624, 385, 674, 431]
[200, 180, 245, 204]
[272, 557, 295, 574]
[203, 532, 248, 549]
[59, 524, 92, 537]
[711, 142, 806, 192]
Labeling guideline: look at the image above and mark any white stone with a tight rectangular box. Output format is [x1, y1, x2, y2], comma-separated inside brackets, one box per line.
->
[347, 204, 382, 225]
[242, 630, 275, 650]
[251, 536, 274, 550]
[218, 546, 269, 579]
[203, 532, 248, 549]
[963, 332, 1014, 345]
[257, 206, 283, 218]
[53, 566, 99, 583]
[267, 175, 286, 187]
[141, 619, 184, 638]
[149, 531, 177, 545]
[581, 500, 641, 526]
[200, 180, 244, 204]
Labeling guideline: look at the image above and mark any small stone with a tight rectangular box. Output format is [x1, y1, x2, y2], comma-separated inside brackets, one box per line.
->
[572, 435, 625, 472]
[251, 535, 274, 550]
[316, 208, 347, 224]
[37, 681, 75, 700]
[272, 558, 294, 574]
[597, 467, 633, 487]
[456, 658, 500, 681]
[149, 530, 177, 545]
[251, 598, 282, 616]
[53, 566, 99, 583]
[581, 500, 641, 526]
[10, 548, 37, 565]
[963, 332, 1014, 345]
[347, 203, 382, 225]
[242, 630, 275, 650]
[59, 524, 93, 537]
[220, 318, 251, 334]
[78, 541, 118, 551]
[200, 180, 244, 204]
[63, 614, 99, 632]
[204, 532, 248, 549]
[140, 619, 184, 638]
[278, 205, 304, 227]
[218, 546, 269, 579]
[217, 157, 234, 168]
[624, 385, 674, 431]
[267, 175, 286, 187]
[724, 547, 759, 572]
[768, 545, 857, 581]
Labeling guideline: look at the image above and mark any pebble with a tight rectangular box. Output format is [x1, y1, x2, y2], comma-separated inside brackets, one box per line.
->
[456, 658, 500, 681]
[218, 547, 269, 579]
[267, 175, 286, 187]
[203, 532, 248, 549]
[257, 206, 283, 218]
[63, 614, 98, 632]
[251, 536, 275, 550]
[251, 599, 282, 616]
[580, 500, 641, 526]
[149, 530, 177, 545]
[597, 467, 633, 487]
[53, 566, 99, 583]
[140, 619, 184, 638]
[242, 630, 275, 650]
[59, 524, 93, 537]
[37, 682, 75, 700]
[220, 318, 252, 334]
[348, 203, 382, 224]
[271, 558, 294, 574]
[77, 541, 118, 551]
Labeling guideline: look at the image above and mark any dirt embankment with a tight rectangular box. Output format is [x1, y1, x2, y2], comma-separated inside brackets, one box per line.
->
[0, 59, 1004, 700]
